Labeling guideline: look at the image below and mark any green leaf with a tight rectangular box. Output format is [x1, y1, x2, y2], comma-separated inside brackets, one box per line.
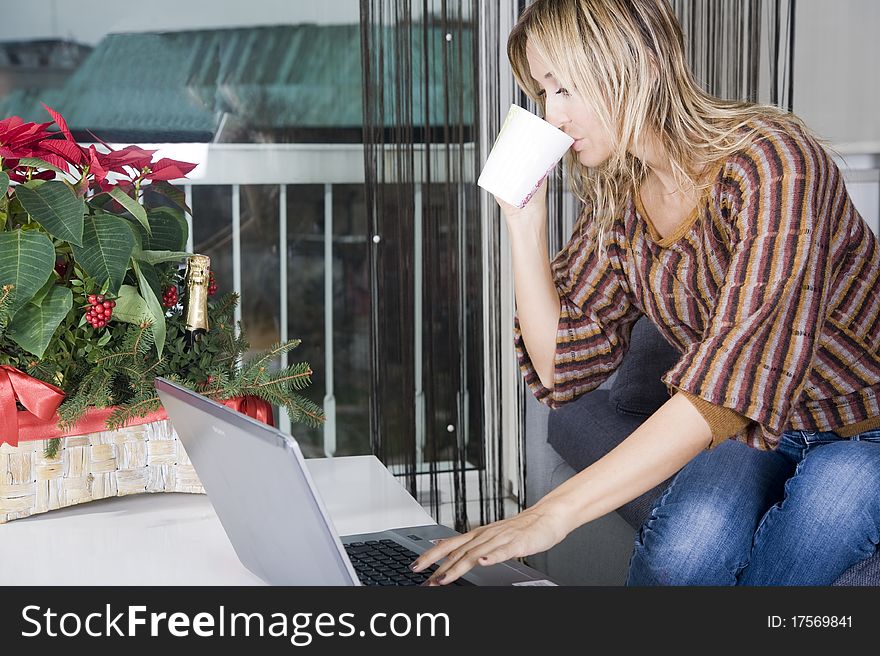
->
[134, 260, 161, 301]
[96, 330, 112, 347]
[144, 206, 188, 252]
[14, 181, 85, 247]
[0, 230, 55, 318]
[70, 213, 136, 295]
[0, 171, 8, 197]
[110, 187, 151, 236]
[132, 249, 189, 265]
[7, 285, 73, 358]
[148, 180, 192, 215]
[16, 157, 68, 177]
[29, 273, 58, 306]
[133, 260, 166, 355]
[112, 284, 151, 324]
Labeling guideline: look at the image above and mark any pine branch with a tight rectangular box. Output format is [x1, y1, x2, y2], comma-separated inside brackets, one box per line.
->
[238, 340, 303, 384]
[57, 392, 92, 430]
[24, 359, 62, 387]
[248, 367, 313, 392]
[57, 322, 157, 428]
[285, 393, 326, 428]
[44, 438, 61, 459]
[105, 393, 163, 431]
[92, 322, 154, 367]
[34, 284, 324, 438]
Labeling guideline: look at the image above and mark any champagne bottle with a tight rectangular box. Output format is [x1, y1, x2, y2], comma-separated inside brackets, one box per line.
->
[183, 254, 210, 349]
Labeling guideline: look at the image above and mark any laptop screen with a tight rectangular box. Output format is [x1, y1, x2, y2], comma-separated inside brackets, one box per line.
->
[155, 378, 358, 585]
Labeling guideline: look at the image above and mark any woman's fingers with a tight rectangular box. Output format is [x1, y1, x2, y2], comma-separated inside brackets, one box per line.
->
[425, 536, 517, 586]
[493, 175, 549, 221]
[421, 520, 527, 585]
[420, 528, 506, 579]
[417, 508, 569, 585]
[410, 532, 480, 572]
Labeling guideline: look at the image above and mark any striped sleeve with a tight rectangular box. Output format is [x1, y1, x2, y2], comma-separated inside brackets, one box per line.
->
[515, 209, 643, 408]
[661, 128, 836, 447]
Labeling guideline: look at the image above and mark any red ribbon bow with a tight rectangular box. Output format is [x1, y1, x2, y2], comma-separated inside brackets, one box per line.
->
[0, 365, 66, 448]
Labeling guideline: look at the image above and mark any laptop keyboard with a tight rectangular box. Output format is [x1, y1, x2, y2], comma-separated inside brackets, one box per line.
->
[344, 539, 473, 586]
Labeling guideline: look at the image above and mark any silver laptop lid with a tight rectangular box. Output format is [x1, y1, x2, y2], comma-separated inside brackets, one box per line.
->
[155, 377, 359, 586]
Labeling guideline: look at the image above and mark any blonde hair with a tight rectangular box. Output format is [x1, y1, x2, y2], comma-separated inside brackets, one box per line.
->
[507, 0, 822, 256]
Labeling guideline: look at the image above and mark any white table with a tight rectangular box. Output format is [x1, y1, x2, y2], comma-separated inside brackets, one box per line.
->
[0, 455, 435, 585]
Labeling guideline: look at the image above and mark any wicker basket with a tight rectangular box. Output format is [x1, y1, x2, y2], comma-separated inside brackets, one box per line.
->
[0, 418, 203, 524]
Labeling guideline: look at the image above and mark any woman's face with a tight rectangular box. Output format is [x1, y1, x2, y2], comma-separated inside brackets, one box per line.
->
[525, 43, 613, 168]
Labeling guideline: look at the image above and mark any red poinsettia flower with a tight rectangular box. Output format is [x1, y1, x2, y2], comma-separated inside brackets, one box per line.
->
[0, 114, 63, 181]
[140, 157, 198, 182]
[2, 104, 197, 190]
[0, 115, 55, 156]
[39, 138, 85, 166]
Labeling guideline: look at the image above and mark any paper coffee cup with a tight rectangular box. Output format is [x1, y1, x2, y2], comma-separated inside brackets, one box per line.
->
[477, 104, 575, 208]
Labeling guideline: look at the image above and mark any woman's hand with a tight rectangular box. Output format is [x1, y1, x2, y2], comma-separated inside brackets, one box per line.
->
[410, 503, 570, 585]
[495, 174, 549, 225]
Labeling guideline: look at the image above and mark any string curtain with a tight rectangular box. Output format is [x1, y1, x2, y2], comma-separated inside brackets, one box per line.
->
[359, 0, 797, 531]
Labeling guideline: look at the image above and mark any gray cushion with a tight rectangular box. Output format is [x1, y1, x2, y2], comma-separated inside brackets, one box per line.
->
[546, 315, 880, 585]
[833, 550, 880, 585]
[608, 315, 681, 416]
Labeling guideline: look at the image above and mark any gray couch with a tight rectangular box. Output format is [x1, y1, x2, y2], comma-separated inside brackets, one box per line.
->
[523, 315, 880, 585]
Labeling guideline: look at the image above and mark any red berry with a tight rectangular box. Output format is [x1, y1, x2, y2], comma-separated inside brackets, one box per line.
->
[96, 320, 106, 328]
[96, 295, 105, 303]
[88, 295, 97, 305]
[102, 301, 112, 309]
[162, 286, 178, 308]
[109, 300, 116, 308]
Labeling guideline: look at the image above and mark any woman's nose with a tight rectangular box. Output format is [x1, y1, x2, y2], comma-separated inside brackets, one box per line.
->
[544, 101, 568, 131]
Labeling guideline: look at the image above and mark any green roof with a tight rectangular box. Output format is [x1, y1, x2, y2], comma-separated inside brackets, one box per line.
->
[0, 24, 473, 141]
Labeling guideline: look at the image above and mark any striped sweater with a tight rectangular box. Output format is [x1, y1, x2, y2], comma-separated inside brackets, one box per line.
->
[515, 117, 880, 451]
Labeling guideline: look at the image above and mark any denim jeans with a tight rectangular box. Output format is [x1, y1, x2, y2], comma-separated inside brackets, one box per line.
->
[625, 428, 880, 585]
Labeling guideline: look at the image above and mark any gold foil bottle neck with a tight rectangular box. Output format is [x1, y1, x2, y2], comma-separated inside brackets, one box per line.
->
[184, 254, 210, 334]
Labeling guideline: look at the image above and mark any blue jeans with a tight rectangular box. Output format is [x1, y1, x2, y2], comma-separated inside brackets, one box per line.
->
[625, 428, 880, 585]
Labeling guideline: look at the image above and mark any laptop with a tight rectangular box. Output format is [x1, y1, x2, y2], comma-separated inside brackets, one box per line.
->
[155, 377, 555, 586]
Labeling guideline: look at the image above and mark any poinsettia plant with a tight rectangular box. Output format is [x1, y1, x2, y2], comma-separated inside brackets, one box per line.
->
[0, 104, 196, 359]
[0, 105, 324, 449]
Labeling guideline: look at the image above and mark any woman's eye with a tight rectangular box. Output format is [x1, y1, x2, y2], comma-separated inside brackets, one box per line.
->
[555, 88, 570, 97]
[536, 89, 546, 98]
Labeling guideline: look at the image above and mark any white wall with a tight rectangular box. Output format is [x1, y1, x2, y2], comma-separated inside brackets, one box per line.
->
[790, 0, 880, 150]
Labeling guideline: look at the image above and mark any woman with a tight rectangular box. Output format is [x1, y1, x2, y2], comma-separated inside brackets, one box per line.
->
[412, 0, 880, 586]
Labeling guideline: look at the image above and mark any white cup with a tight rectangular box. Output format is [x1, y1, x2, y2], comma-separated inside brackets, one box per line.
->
[477, 104, 575, 208]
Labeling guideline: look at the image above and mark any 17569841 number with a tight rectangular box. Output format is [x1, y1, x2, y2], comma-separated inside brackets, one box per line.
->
[767, 616, 853, 629]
